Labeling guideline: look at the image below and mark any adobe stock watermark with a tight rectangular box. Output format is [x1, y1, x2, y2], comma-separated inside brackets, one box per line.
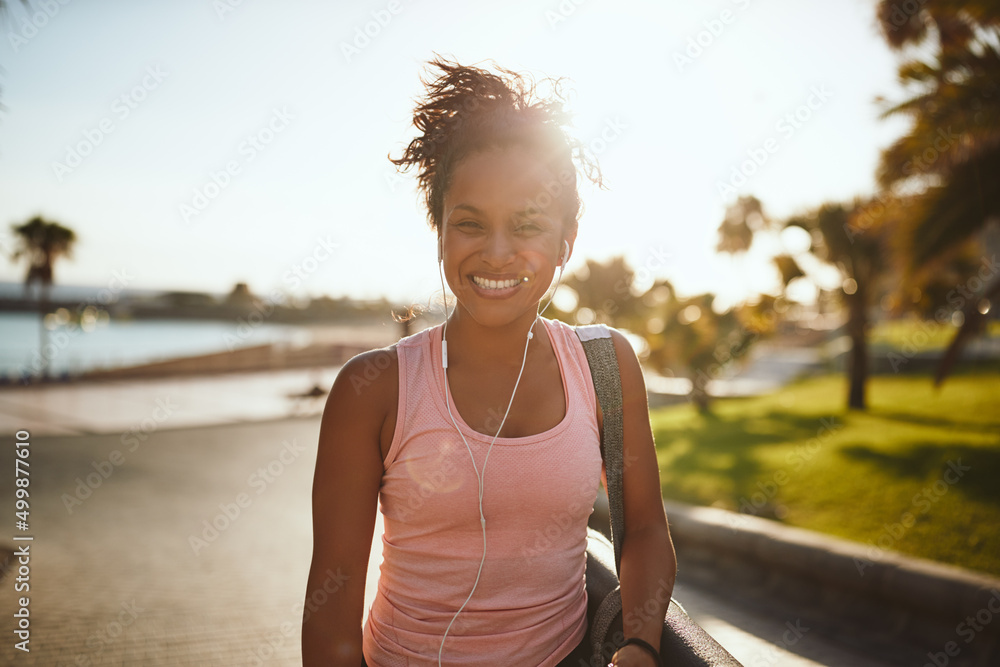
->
[585, 116, 628, 158]
[283, 235, 340, 290]
[882, 0, 930, 34]
[717, 85, 833, 201]
[521, 478, 597, 562]
[188, 438, 307, 555]
[545, 0, 589, 30]
[249, 567, 350, 665]
[6, 0, 72, 53]
[339, 0, 407, 63]
[348, 349, 395, 395]
[19, 268, 135, 380]
[397, 457, 458, 523]
[854, 459, 970, 575]
[845, 127, 961, 243]
[212, 0, 248, 21]
[673, 0, 754, 73]
[622, 578, 673, 636]
[223, 291, 289, 352]
[61, 397, 178, 514]
[518, 116, 627, 219]
[881, 257, 996, 373]
[688, 299, 788, 405]
[74, 599, 145, 665]
[179, 106, 294, 225]
[727, 417, 843, 529]
[923, 589, 1000, 667]
[384, 79, 496, 193]
[51, 65, 169, 182]
[746, 619, 810, 667]
[883, 255, 996, 373]
[221, 235, 339, 350]
[600, 245, 672, 320]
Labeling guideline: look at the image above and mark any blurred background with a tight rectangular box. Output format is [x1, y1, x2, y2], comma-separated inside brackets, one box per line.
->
[1, 0, 999, 665]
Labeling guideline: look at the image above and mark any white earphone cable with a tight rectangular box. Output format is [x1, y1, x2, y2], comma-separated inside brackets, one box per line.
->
[435, 240, 567, 665]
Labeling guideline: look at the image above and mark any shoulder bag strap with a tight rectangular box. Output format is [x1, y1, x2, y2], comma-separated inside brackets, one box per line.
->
[575, 323, 626, 573]
[575, 324, 627, 658]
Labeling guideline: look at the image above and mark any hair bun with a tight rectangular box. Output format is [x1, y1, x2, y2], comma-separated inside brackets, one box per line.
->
[390, 55, 602, 232]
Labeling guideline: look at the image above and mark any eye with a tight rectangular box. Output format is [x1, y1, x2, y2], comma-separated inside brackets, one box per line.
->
[515, 222, 542, 233]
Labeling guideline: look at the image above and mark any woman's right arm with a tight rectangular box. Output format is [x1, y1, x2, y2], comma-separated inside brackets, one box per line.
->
[301, 349, 396, 666]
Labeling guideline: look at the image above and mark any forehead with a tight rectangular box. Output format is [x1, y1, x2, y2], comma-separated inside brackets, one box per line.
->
[444, 146, 564, 217]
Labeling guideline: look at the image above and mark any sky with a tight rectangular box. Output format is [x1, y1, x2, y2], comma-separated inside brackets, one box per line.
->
[0, 0, 911, 310]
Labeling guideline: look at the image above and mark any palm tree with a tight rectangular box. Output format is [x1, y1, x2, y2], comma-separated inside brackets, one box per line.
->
[10, 216, 78, 379]
[874, 0, 1000, 382]
[786, 201, 891, 409]
[717, 195, 891, 410]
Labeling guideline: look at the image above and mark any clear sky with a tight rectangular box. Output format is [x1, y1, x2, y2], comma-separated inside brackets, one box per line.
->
[0, 0, 909, 310]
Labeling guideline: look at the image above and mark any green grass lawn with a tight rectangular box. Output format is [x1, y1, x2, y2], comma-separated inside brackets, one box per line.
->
[652, 371, 1000, 577]
[868, 317, 1000, 352]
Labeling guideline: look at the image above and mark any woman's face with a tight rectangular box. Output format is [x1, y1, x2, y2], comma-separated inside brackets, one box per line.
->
[440, 145, 575, 328]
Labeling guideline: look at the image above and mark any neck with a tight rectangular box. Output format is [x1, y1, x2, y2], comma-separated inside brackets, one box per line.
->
[443, 307, 543, 368]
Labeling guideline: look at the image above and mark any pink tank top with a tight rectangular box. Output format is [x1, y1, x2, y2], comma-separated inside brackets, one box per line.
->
[362, 317, 604, 666]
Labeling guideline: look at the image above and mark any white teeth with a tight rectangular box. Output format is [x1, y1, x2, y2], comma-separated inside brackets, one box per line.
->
[472, 275, 518, 290]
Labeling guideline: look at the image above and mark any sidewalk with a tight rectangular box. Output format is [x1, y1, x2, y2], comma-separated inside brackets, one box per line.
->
[0, 369, 925, 665]
[0, 367, 341, 436]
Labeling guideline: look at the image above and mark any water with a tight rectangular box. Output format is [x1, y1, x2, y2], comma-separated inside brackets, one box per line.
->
[0, 312, 314, 380]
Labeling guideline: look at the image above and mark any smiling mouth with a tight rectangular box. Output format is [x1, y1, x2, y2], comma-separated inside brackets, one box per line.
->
[470, 275, 522, 290]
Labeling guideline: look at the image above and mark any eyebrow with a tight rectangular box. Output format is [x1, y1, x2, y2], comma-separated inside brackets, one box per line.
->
[449, 203, 551, 219]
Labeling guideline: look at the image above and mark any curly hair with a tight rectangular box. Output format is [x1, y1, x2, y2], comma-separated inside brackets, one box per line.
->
[389, 55, 602, 234]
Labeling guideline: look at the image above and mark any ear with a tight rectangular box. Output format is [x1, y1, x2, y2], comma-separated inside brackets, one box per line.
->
[561, 226, 578, 267]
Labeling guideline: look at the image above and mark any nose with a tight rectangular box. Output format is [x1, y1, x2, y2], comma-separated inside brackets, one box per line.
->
[481, 229, 516, 267]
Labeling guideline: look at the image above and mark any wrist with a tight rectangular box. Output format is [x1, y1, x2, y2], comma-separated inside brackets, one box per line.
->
[618, 637, 662, 667]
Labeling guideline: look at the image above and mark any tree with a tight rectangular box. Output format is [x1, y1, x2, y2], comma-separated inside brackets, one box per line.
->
[650, 293, 755, 412]
[874, 0, 1000, 382]
[10, 215, 78, 379]
[786, 200, 890, 410]
[562, 256, 644, 329]
[717, 194, 891, 410]
[715, 195, 769, 255]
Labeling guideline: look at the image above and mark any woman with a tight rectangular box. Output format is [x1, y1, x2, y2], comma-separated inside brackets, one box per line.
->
[302, 57, 676, 667]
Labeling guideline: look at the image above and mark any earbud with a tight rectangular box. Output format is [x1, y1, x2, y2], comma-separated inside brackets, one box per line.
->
[561, 240, 570, 268]
[437, 236, 442, 263]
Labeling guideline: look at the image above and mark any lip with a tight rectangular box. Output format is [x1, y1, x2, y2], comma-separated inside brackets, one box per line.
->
[467, 274, 524, 299]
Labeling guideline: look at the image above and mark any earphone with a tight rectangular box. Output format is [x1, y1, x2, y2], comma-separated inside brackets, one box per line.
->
[435, 237, 569, 665]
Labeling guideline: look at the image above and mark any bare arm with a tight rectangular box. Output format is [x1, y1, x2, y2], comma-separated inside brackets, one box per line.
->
[609, 330, 677, 667]
[301, 349, 396, 666]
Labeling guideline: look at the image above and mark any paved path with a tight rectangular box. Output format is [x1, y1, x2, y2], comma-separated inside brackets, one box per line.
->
[0, 368, 340, 436]
[0, 372, 908, 665]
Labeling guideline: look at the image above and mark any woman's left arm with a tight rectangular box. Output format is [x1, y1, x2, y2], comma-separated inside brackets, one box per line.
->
[609, 329, 677, 667]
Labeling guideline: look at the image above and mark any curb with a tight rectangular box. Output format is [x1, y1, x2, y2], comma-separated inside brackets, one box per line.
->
[660, 499, 1000, 664]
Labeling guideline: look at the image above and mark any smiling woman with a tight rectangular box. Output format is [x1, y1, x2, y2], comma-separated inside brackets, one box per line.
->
[301, 56, 681, 667]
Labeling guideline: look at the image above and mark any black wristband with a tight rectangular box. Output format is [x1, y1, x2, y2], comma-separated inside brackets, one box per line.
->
[620, 637, 663, 666]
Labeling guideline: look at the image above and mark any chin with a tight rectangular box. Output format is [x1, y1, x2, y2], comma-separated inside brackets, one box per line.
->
[460, 300, 541, 329]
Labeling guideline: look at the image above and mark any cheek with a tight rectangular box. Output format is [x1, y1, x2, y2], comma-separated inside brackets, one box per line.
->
[519, 250, 559, 286]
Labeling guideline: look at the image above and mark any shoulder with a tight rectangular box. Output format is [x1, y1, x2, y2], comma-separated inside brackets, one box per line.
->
[560, 319, 646, 403]
[334, 346, 399, 397]
[322, 345, 400, 439]
[331, 323, 438, 397]
[604, 327, 647, 405]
